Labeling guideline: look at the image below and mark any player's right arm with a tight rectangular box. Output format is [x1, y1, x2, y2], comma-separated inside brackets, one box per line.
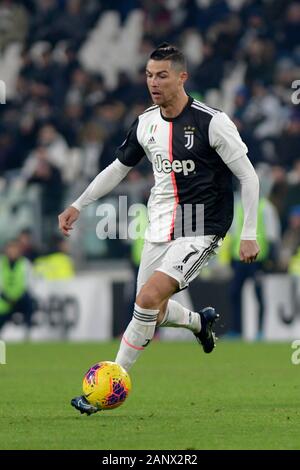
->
[58, 159, 131, 236]
[58, 118, 145, 237]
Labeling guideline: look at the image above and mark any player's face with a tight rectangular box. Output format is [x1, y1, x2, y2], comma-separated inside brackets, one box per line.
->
[146, 59, 187, 106]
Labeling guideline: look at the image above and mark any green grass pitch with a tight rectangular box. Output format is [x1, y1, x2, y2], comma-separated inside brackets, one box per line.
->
[0, 340, 299, 450]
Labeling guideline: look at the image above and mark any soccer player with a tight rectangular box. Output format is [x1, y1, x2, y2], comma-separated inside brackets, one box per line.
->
[58, 44, 260, 415]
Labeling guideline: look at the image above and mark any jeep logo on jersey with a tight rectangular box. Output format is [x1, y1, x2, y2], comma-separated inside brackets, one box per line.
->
[184, 126, 195, 150]
[154, 154, 195, 176]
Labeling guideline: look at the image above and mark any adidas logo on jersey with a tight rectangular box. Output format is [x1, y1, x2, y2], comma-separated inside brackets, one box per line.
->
[154, 154, 195, 176]
[147, 136, 156, 145]
[173, 264, 183, 273]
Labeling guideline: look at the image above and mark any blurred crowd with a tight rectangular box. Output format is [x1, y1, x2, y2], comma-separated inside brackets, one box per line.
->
[0, 0, 299, 274]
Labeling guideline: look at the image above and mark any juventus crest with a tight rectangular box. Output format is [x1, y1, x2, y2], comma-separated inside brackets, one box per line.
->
[184, 126, 195, 150]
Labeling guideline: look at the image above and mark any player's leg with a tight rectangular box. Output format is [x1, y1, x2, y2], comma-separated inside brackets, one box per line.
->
[114, 240, 171, 371]
[115, 270, 178, 371]
[157, 235, 222, 352]
[131, 238, 211, 332]
[158, 299, 200, 333]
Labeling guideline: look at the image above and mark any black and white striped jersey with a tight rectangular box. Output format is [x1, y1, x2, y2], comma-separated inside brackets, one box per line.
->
[116, 96, 248, 242]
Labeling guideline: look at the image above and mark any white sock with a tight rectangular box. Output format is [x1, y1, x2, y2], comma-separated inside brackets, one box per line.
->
[159, 299, 201, 333]
[115, 303, 159, 371]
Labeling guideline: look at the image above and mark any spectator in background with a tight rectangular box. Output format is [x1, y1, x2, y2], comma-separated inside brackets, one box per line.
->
[65, 67, 90, 107]
[239, 8, 270, 50]
[142, 0, 174, 43]
[288, 247, 300, 277]
[243, 81, 283, 143]
[0, 133, 17, 175]
[25, 146, 64, 243]
[208, 13, 242, 62]
[280, 2, 300, 53]
[18, 228, 41, 262]
[30, 41, 56, 90]
[92, 99, 125, 140]
[244, 38, 275, 88]
[284, 160, 300, 222]
[53, 0, 89, 47]
[277, 115, 300, 170]
[279, 205, 300, 273]
[85, 74, 106, 108]
[60, 101, 84, 147]
[79, 122, 105, 182]
[256, 165, 288, 228]
[34, 235, 75, 280]
[0, 239, 34, 337]
[0, 0, 28, 51]
[229, 195, 281, 339]
[232, 86, 262, 166]
[27, 0, 59, 45]
[193, 41, 224, 93]
[22, 124, 70, 182]
[37, 124, 69, 175]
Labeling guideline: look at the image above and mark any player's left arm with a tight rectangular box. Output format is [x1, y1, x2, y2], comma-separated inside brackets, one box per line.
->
[226, 157, 260, 263]
[209, 112, 260, 263]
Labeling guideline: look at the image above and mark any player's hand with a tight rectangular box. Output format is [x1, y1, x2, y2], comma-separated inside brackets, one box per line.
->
[58, 206, 80, 237]
[239, 240, 260, 264]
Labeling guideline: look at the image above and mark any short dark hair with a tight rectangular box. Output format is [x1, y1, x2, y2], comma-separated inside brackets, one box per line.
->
[149, 43, 187, 71]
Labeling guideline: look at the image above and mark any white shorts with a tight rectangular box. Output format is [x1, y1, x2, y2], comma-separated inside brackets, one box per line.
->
[137, 235, 222, 293]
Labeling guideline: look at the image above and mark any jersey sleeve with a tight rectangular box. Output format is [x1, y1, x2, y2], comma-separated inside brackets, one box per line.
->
[208, 112, 248, 164]
[227, 157, 259, 240]
[115, 118, 145, 167]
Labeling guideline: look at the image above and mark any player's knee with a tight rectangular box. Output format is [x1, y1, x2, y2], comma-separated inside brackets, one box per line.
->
[136, 286, 162, 309]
